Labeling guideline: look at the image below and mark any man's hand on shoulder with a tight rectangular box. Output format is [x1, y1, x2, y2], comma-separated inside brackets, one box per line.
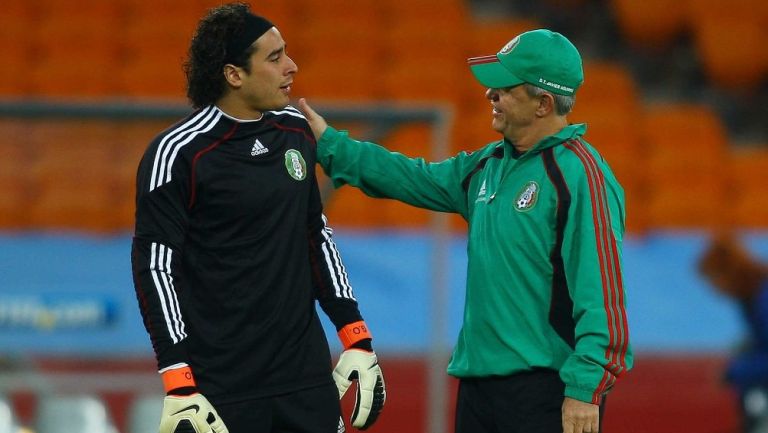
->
[297, 98, 328, 140]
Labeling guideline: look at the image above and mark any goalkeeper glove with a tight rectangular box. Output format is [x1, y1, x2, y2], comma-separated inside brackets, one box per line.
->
[158, 393, 228, 433]
[158, 365, 228, 433]
[333, 349, 386, 430]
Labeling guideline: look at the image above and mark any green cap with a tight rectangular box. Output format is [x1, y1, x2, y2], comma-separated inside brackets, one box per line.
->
[468, 29, 584, 96]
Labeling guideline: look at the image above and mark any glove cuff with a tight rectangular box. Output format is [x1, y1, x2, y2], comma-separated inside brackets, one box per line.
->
[338, 320, 372, 350]
[160, 365, 197, 394]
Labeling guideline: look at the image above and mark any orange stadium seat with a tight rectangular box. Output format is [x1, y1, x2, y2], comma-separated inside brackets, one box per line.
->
[293, 59, 383, 102]
[689, 19, 768, 91]
[726, 148, 768, 228]
[382, 58, 471, 106]
[27, 121, 124, 232]
[685, 0, 768, 91]
[0, 3, 35, 96]
[639, 104, 729, 229]
[323, 186, 387, 227]
[117, 3, 200, 98]
[118, 13, 196, 97]
[573, 62, 640, 113]
[381, 0, 469, 26]
[291, 0, 383, 24]
[642, 103, 727, 157]
[0, 120, 34, 229]
[290, 15, 385, 101]
[381, 124, 434, 159]
[468, 17, 545, 58]
[643, 174, 726, 229]
[382, 12, 472, 105]
[29, 177, 121, 232]
[28, 0, 122, 97]
[609, 0, 688, 50]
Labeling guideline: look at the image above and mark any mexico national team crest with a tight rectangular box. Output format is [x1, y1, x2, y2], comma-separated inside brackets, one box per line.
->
[500, 36, 521, 54]
[284, 149, 307, 181]
[514, 181, 539, 212]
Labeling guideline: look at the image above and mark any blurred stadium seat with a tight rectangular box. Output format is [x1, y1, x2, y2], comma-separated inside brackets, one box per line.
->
[0, 3, 34, 96]
[126, 395, 163, 433]
[34, 395, 117, 433]
[609, 0, 688, 50]
[682, 0, 768, 91]
[640, 103, 728, 228]
[0, 396, 22, 433]
[0, 121, 34, 229]
[467, 17, 544, 57]
[26, 121, 124, 232]
[119, 15, 194, 99]
[726, 148, 768, 228]
[0, 0, 763, 234]
[29, 0, 121, 97]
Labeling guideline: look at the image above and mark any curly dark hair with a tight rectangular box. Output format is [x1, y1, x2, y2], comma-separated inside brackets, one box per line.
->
[184, 2, 257, 108]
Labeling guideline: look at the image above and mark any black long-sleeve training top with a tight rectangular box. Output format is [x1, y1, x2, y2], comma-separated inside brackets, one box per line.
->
[131, 105, 365, 404]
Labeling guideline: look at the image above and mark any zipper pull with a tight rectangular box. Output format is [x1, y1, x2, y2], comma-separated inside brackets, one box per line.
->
[488, 193, 496, 203]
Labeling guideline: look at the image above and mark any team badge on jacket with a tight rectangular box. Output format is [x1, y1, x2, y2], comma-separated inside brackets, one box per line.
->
[514, 181, 539, 212]
[284, 149, 307, 180]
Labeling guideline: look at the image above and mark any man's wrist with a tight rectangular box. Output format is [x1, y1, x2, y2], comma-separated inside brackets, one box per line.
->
[338, 320, 373, 350]
[160, 365, 197, 395]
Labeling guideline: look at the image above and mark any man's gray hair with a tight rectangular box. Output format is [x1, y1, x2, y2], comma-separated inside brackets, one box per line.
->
[523, 83, 575, 116]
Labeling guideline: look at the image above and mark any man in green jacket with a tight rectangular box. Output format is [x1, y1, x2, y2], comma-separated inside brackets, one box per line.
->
[298, 29, 632, 433]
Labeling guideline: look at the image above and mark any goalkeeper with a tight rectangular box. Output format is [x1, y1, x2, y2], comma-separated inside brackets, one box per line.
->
[131, 3, 384, 433]
[299, 29, 632, 433]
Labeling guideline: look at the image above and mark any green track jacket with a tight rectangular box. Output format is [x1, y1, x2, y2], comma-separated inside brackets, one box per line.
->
[317, 123, 632, 404]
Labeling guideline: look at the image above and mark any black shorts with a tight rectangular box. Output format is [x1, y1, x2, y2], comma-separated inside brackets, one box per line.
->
[455, 368, 606, 433]
[214, 382, 342, 433]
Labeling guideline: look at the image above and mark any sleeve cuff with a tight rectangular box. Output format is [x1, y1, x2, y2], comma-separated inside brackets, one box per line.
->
[564, 385, 602, 405]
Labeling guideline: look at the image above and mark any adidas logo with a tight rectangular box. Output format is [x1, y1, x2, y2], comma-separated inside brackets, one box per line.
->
[251, 139, 269, 156]
[475, 180, 487, 203]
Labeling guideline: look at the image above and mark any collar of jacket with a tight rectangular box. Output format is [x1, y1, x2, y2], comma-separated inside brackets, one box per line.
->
[501, 123, 587, 156]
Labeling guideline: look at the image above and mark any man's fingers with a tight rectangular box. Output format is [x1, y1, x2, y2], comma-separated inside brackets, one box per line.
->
[297, 98, 315, 119]
[332, 369, 353, 398]
[589, 418, 599, 433]
[562, 420, 575, 433]
[296, 97, 328, 139]
[562, 397, 599, 433]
